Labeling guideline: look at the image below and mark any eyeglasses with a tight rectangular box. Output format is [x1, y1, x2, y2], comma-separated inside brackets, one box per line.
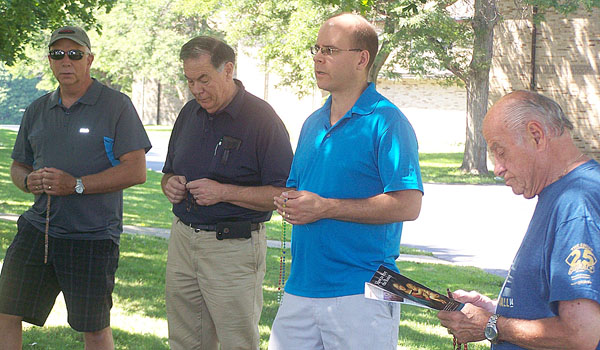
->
[310, 45, 363, 56]
[48, 49, 87, 61]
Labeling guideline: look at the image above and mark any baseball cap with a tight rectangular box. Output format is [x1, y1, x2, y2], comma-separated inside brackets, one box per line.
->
[48, 26, 91, 50]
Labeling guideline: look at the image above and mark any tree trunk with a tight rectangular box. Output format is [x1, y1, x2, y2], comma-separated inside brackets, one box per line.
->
[156, 82, 161, 126]
[369, 49, 391, 84]
[368, 15, 395, 84]
[460, 0, 498, 174]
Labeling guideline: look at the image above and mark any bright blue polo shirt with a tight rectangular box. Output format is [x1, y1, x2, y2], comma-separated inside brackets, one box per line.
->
[285, 83, 423, 298]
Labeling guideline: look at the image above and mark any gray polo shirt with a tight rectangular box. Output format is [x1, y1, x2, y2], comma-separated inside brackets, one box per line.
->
[12, 79, 151, 244]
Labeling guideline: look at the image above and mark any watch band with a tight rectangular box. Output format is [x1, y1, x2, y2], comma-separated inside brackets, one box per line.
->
[75, 178, 85, 194]
[24, 174, 30, 192]
[485, 313, 500, 344]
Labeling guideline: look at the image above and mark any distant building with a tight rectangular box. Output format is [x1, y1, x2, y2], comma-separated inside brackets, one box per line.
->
[490, 1, 600, 160]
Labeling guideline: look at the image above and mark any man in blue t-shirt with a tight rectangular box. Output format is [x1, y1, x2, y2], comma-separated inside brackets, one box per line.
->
[438, 91, 600, 349]
[268, 13, 424, 350]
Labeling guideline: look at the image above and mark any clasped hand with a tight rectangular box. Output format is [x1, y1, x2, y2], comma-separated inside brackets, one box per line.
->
[273, 190, 325, 225]
[164, 176, 223, 206]
[27, 167, 77, 196]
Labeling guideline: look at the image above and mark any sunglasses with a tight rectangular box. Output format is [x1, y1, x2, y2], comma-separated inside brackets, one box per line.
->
[48, 49, 87, 61]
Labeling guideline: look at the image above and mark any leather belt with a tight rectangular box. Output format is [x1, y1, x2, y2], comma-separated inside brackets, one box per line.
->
[181, 221, 260, 232]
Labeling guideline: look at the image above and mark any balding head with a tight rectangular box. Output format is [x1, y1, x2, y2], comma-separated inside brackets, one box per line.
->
[485, 90, 573, 144]
[324, 13, 378, 72]
[484, 90, 583, 199]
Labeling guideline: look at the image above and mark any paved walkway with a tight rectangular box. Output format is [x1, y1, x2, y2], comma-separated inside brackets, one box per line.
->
[0, 213, 450, 267]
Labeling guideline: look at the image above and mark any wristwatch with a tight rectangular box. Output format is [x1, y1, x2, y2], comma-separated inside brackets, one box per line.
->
[75, 178, 85, 194]
[485, 313, 500, 344]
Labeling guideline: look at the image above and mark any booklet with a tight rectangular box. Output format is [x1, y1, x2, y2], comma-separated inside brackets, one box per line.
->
[365, 265, 464, 311]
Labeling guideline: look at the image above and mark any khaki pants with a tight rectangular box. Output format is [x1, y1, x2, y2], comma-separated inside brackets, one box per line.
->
[166, 217, 266, 350]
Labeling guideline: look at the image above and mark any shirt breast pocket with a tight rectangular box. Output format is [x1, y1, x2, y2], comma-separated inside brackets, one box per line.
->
[210, 136, 258, 182]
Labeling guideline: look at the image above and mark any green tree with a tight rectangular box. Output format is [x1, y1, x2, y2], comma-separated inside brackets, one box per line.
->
[214, 0, 493, 173]
[0, 0, 117, 65]
[89, 0, 222, 93]
[0, 64, 49, 124]
[5, 0, 221, 96]
[212, 0, 599, 174]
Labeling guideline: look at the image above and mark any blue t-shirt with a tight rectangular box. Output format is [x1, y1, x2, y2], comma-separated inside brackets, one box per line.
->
[494, 160, 600, 350]
[285, 83, 423, 298]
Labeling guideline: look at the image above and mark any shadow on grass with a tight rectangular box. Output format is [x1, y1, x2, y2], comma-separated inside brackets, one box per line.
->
[112, 234, 168, 319]
[22, 325, 168, 350]
[122, 171, 172, 229]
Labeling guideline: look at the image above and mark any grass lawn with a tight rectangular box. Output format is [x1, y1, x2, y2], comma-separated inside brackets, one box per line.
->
[0, 219, 502, 350]
[0, 128, 505, 349]
[419, 153, 498, 184]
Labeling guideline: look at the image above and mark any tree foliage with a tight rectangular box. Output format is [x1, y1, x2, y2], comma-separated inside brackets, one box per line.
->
[213, 0, 597, 174]
[0, 64, 49, 124]
[7, 0, 224, 94]
[81, 0, 225, 92]
[4, 0, 598, 168]
[0, 0, 117, 65]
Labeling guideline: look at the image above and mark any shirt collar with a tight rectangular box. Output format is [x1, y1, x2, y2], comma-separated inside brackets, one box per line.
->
[319, 82, 379, 126]
[48, 78, 102, 110]
[349, 82, 379, 116]
[211, 79, 246, 120]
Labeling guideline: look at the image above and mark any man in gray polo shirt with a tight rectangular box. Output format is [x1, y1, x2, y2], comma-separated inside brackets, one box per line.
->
[0, 26, 151, 349]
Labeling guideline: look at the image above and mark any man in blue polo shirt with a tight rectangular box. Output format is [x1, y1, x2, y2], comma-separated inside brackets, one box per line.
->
[161, 36, 293, 350]
[268, 13, 423, 350]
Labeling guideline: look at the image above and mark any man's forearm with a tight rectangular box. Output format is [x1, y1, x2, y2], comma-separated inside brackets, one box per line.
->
[497, 299, 600, 350]
[222, 184, 287, 212]
[10, 161, 33, 193]
[499, 317, 582, 350]
[324, 190, 422, 224]
[80, 149, 147, 194]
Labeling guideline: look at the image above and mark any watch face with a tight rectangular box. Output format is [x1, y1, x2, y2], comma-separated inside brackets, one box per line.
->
[75, 179, 84, 194]
[485, 325, 498, 340]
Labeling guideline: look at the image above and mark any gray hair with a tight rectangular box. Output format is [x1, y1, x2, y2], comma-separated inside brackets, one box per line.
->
[502, 91, 573, 140]
[179, 36, 235, 71]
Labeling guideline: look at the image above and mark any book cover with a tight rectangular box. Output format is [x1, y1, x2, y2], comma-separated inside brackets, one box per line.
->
[365, 265, 464, 311]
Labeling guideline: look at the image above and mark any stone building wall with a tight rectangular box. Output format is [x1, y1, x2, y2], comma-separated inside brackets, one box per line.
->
[490, 2, 600, 160]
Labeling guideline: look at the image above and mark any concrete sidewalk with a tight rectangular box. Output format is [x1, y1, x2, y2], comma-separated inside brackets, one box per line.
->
[0, 212, 453, 268]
